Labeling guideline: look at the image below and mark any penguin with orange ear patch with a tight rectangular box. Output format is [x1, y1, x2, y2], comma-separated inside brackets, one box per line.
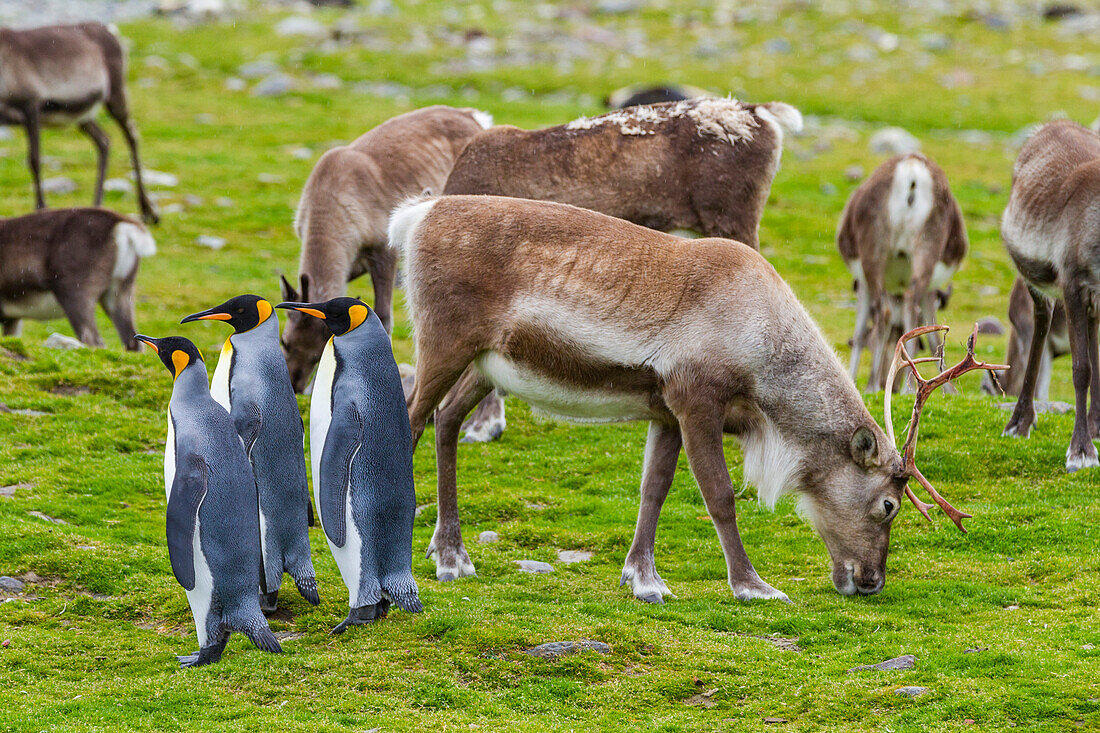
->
[135, 334, 281, 667]
[182, 294, 318, 613]
[274, 297, 421, 632]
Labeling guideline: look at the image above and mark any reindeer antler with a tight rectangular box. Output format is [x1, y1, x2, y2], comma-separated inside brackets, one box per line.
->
[883, 324, 1008, 533]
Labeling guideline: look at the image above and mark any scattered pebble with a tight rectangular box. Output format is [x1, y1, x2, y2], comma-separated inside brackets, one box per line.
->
[820, 182, 838, 196]
[41, 177, 77, 195]
[289, 146, 313, 160]
[224, 77, 246, 91]
[848, 654, 915, 672]
[525, 640, 610, 658]
[253, 73, 296, 97]
[195, 235, 227, 250]
[44, 333, 85, 350]
[275, 15, 327, 38]
[514, 560, 553, 574]
[478, 530, 499, 544]
[556, 549, 592, 563]
[895, 686, 929, 698]
[140, 170, 178, 187]
[844, 164, 865, 182]
[0, 577, 25, 593]
[763, 718, 788, 725]
[257, 173, 284, 184]
[103, 178, 130, 193]
[214, 197, 234, 208]
[1, 483, 31, 498]
[238, 60, 281, 79]
[27, 511, 67, 525]
[310, 73, 343, 90]
[976, 316, 1005, 335]
[763, 37, 792, 54]
[869, 127, 921, 155]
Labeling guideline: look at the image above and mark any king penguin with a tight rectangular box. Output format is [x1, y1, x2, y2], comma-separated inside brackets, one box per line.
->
[182, 294, 319, 613]
[136, 334, 282, 667]
[274, 297, 422, 632]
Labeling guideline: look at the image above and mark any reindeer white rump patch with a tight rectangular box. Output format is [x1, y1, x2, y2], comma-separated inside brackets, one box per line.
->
[566, 98, 758, 145]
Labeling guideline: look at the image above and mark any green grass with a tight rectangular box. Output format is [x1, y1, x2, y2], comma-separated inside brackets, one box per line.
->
[2, 1, 1100, 730]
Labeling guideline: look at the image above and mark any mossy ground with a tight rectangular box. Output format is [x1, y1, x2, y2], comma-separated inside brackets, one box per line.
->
[1, 2, 1099, 731]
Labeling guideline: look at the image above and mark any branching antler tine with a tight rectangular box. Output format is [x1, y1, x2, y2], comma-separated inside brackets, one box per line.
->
[904, 486, 934, 523]
[910, 464, 971, 533]
[884, 325, 949, 447]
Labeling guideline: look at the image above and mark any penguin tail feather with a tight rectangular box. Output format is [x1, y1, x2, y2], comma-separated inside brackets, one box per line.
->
[236, 616, 283, 654]
[293, 574, 320, 606]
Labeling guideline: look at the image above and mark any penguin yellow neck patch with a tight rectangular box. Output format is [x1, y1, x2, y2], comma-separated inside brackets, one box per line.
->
[346, 304, 369, 333]
[171, 350, 190, 379]
[256, 299, 273, 324]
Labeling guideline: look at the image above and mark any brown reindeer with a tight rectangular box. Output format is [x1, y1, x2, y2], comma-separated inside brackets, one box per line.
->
[388, 194, 999, 600]
[838, 154, 968, 392]
[0, 207, 156, 349]
[443, 97, 801, 440]
[981, 277, 1068, 398]
[1000, 120, 1100, 472]
[280, 105, 492, 392]
[0, 23, 158, 223]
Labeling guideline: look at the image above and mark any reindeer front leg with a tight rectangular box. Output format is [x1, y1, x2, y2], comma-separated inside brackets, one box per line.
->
[1004, 286, 1053, 438]
[428, 368, 493, 580]
[621, 421, 681, 604]
[676, 403, 790, 602]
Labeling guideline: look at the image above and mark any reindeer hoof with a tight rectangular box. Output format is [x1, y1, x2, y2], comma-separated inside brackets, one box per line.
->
[1066, 446, 1099, 473]
[731, 581, 791, 603]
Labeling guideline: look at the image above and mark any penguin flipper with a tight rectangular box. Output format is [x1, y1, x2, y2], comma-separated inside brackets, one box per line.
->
[167, 453, 209, 591]
[318, 403, 363, 548]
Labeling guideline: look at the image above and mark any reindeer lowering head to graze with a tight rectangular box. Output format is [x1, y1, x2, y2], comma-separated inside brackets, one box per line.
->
[389, 194, 1000, 601]
[0, 23, 158, 223]
[280, 105, 492, 392]
[1000, 120, 1100, 472]
[0, 208, 156, 349]
[981, 276, 1068, 398]
[442, 97, 801, 441]
[838, 154, 968, 392]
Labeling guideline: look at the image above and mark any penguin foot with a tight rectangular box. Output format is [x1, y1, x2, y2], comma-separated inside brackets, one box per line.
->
[176, 644, 224, 668]
[259, 590, 279, 614]
[330, 603, 385, 634]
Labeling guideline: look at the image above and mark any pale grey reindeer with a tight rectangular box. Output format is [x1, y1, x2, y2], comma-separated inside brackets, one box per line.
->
[0, 207, 156, 349]
[0, 22, 158, 223]
[1000, 120, 1100, 472]
[981, 276, 1068, 399]
[442, 97, 803, 441]
[280, 104, 492, 392]
[388, 194, 999, 600]
[838, 153, 968, 392]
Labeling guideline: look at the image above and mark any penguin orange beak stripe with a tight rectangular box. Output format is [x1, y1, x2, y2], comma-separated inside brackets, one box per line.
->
[293, 307, 326, 319]
[195, 313, 232, 321]
[134, 334, 159, 353]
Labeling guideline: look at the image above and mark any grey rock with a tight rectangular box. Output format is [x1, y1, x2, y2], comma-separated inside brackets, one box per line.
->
[253, 73, 295, 97]
[895, 686, 930, 697]
[257, 173, 283, 184]
[310, 73, 342, 90]
[998, 400, 1073, 415]
[195, 235, 226, 250]
[41, 177, 77, 195]
[104, 178, 131, 193]
[820, 183, 838, 196]
[0, 127, 14, 141]
[214, 196, 234, 208]
[275, 16, 327, 38]
[289, 146, 313, 160]
[0, 576, 24, 593]
[983, 14, 1010, 30]
[143, 54, 169, 69]
[557, 549, 592, 563]
[224, 77, 246, 91]
[238, 60, 280, 79]
[28, 510, 67, 524]
[177, 53, 199, 69]
[848, 654, 916, 672]
[140, 170, 178, 187]
[764, 37, 792, 54]
[515, 560, 554, 573]
[976, 317, 1005, 335]
[478, 530, 500, 544]
[1, 483, 32, 498]
[596, 0, 640, 14]
[870, 127, 920, 155]
[44, 333, 85, 350]
[76, 545, 95, 550]
[844, 164, 865, 182]
[525, 640, 610, 658]
[920, 33, 951, 51]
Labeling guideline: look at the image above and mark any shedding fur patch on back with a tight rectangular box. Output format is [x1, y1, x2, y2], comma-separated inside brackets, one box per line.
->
[739, 416, 803, 510]
[565, 97, 758, 145]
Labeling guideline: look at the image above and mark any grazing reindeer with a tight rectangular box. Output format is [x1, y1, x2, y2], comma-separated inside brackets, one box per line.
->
[838, 154, 968, 392]
[981, 277, 1068, 398]
[443, 97, 802, 440]
[281, 105, 492, 392]
[0, 23, 158, 223]
[389, 195, 997, 600]
[1000, 120, 1100, 472]
[0, 208, 156, 349]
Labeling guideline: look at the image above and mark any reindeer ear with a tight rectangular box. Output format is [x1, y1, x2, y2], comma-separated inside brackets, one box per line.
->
[280, 274, 299, 301]
[300, 273, 311, 301]
[850, 426, 880, 469]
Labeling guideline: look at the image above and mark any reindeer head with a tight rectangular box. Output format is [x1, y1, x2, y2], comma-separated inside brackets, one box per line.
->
[278, 274, 330, 392]
[802, 324, 1006, 595]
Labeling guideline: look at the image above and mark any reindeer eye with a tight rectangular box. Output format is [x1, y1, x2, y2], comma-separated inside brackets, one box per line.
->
[884, 499, 895, 515]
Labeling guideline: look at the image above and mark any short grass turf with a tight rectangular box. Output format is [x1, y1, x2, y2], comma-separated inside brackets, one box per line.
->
[2, 1, 1100, 731]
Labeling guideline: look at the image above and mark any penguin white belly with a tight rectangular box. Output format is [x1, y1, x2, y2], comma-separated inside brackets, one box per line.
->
[164, 409, 176, 501]
[209, 339, 232, 412]
[184, 516, 215, 647]
[327, 446, 364, 607]
[309, 338, 337, 514]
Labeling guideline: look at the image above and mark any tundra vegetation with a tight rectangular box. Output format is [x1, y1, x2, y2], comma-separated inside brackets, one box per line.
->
[1, 1, 1099, 731]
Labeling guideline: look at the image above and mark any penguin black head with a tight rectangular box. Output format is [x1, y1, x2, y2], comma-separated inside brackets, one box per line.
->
[134, 335, 204, 379]
[180, 294, 274, 334]
[275, 297, 370, 337]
